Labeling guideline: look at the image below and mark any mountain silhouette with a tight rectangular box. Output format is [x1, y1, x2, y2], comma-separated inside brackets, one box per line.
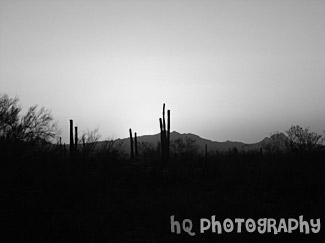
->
[109, 131, 282, 153]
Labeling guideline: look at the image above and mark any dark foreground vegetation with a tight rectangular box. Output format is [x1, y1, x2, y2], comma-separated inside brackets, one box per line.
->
[1, 94, 325, 242]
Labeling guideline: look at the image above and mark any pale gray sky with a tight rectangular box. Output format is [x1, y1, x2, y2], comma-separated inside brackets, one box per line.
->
[1, 0, 324, 143]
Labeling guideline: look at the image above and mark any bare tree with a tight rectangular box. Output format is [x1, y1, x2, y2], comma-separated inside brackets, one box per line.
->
[0, 94, 20, 139]
[0, 94, 59, 143]
[80, 128, 101, 154]
[286, 125, 323, 152]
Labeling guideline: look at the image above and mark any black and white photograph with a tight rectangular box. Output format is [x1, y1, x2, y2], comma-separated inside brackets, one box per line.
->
[1, 0, 324, 242]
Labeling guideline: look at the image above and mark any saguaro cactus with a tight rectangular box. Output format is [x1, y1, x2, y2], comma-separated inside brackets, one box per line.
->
[129, 128, 134, 159]
[69, 119, 74, 155]
[74, 126, 78, 151]
[159, 103, 170, 166]
[59, 137, 62, 150]
[134, 132, 138, 157]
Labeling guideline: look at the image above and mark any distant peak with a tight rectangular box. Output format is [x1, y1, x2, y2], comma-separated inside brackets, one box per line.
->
[170, 131, 180, 135]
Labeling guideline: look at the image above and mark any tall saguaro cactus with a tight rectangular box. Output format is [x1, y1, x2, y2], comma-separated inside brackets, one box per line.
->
[59, 137, 62, 150]
[134, 132, 138, 157]
[69, 119, 74, 155]
[159, 103, 170, 166]
[129, 129, 139, 159]
[129, 128, 134, 159]
[74, 126, 78, 151]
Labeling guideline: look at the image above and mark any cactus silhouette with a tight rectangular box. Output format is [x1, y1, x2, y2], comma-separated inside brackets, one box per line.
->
[63, 143, 66, 157]
[59, 137, 62, 150]
[74, 126, 78, 152]
[134, 132, 138, 157]
[129, 128, 134, 159]
[159, 104, 170, 167]
[69, 119, 74, 155]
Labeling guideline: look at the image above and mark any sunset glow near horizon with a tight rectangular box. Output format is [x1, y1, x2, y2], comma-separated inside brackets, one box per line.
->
[1, 0, 324, 144]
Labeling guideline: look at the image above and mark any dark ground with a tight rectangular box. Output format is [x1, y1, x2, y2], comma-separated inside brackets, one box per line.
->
[1, 147, 325, 242]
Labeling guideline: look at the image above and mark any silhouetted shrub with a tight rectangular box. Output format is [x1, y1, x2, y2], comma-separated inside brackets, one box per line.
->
[262, 132, 289, 153]
[286, 125, 323, 152]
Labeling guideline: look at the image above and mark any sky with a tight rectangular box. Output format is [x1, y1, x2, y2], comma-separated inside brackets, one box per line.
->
[1, 0, 324, 143]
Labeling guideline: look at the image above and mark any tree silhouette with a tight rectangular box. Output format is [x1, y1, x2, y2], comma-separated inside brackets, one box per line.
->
[286, 125, 323, 152]
[0, 94, 59, 144]
[261, 131, 289, 153]
[80, 128, 101, 154]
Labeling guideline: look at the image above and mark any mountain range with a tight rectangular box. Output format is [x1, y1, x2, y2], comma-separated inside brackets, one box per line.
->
[112, 131, 289, 154]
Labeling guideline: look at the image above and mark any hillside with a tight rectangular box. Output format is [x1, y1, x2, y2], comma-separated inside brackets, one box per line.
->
[109, 131, 270, 154]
